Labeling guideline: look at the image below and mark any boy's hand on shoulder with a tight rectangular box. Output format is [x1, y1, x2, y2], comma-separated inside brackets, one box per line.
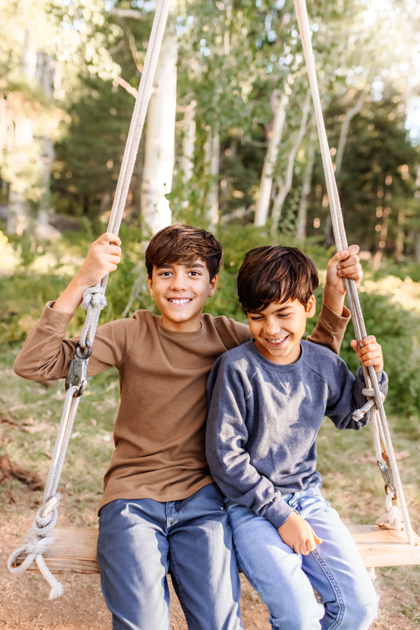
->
[277, 511, 322, 555]
[351, 336, 384, 373]
[76, 232, 122, 289]
[324, 245, 362, 315]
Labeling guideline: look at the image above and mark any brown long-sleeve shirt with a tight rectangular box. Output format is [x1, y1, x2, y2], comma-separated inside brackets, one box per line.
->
[14, 301, 350, 511]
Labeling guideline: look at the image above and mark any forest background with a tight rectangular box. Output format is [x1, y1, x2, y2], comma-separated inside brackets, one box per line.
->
[1, 0, 420, 628]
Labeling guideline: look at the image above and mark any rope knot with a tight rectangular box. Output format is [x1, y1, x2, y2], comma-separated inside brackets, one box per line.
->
[24, 532, 55, 555]
[32, 494, 60, 535]
[82, 286, 107, 311]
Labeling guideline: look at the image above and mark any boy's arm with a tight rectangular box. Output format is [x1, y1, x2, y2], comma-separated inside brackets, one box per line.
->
[305, 302, 350, 355]
[14, 233, 124, 381]
[13, 303, 131, 381]
[307, 245, 363, 355]
[206, 358, 293, 530]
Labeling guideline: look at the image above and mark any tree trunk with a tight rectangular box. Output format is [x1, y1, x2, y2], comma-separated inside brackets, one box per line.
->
[181, 100, 196, 184]
[36, 52, 61, 238]
[254, 91, 288, 227]
[141, 28, 177, 235]
[205, 129, 220, 228]
[271, 90, 311, 235]
[296, 131, 316, 240]
[7, 189, 27, 235]
[324, 89, 366, 245]
[7, 31, 37, 234]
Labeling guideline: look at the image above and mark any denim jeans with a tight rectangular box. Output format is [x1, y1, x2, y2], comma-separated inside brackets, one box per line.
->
[97, 483, 243, 630]
[226, 487, 379, 630]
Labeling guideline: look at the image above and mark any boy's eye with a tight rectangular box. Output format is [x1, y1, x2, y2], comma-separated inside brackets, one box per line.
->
[250, 316, 263, 321]
[159, 271, 172, 277]
[189, 271, 201, 276]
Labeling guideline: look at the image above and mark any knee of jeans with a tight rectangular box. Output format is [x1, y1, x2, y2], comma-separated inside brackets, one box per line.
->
[339, 591, 379, 630]
[270, 600, 324, 630]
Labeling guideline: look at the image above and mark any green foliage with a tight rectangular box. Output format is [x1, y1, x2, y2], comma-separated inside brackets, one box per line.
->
[340, 290, 420, 417]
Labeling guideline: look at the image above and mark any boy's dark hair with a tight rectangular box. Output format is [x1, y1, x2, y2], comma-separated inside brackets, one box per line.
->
[237, 245, 319, 312]
[145, 224, 223, 281]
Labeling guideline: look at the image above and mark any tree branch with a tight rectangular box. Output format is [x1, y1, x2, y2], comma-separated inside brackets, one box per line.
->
[113, 76, 138, 98]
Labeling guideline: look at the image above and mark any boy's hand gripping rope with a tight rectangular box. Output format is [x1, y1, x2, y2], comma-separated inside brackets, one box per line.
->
[293, 0, 414, 544]
[8, 0, 171, 598]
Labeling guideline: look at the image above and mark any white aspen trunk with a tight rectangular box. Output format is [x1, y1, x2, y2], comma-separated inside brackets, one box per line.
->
[205, 129, 220, 227]
[325, 89, 366, 243]
[7, 31, 37, 234]
[7, 117, 33, 234]
[254, 91, 288, 227]
[296, 133, 316, 240]
[36, 53, 61, 238]
[271, 90, 311, 235]
[7, 189, 28, 235]
[141, 28, 177, 235]
[181, 100, 196, 184]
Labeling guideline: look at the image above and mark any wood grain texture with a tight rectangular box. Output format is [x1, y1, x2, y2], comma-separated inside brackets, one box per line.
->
[347, 524, 420, 568]
[12, 525, 420, 573]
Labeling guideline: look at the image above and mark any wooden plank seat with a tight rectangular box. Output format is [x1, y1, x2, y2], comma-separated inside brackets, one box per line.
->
[12, 525, 420, 573]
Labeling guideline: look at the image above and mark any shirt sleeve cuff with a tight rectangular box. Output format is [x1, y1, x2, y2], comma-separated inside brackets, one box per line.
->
[320, 301, 351, 332]
[263, 499, 294, 529]
[37, 301, 75, 335]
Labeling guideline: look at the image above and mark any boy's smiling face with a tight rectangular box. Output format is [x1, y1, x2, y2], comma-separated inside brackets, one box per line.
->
[148, 259, 217, 332]
[247, 296, 316, 365]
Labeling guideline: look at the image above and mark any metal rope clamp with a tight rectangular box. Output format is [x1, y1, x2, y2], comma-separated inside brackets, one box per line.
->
[378, 456, 396, 499]
[65, 341, 92, 397]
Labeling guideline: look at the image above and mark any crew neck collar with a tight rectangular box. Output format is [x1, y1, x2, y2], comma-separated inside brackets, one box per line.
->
[156, 315, 205, 340]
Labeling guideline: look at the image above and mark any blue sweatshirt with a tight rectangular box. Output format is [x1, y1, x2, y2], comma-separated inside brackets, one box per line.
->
[206, 339, 388, 528]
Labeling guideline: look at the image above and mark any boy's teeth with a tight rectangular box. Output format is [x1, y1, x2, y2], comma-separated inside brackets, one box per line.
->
[268, 337, 285, 343]
[170, 298, 191, 304]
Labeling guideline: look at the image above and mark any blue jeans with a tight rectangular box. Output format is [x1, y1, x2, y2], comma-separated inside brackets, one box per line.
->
[97, 483, 243, 630]
[226, 487, 379, 630]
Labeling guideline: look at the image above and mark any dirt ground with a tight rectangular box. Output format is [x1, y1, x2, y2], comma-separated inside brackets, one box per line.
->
[0, 488, 419, 630]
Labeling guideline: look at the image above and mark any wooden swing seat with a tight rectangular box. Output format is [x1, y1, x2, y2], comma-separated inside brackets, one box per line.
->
[14, 524, 420, 574]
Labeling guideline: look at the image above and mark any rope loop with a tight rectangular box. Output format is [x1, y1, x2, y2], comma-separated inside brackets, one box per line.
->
[375, 490, 403, 531]
[8, 494, 63, 599]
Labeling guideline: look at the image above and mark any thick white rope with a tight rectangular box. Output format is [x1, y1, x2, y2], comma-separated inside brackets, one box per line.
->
[293, 0, 415, 545]
[8, 0, 171, 596]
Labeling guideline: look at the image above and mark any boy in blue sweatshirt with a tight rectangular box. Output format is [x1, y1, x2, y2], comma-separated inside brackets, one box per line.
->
[206, 245, 387, 630]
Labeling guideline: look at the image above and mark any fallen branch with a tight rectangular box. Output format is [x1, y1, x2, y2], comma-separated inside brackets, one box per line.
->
[0, 454, 44, 491]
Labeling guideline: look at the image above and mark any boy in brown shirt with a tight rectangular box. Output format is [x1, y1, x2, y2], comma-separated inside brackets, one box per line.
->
[14, 224, 362, 630]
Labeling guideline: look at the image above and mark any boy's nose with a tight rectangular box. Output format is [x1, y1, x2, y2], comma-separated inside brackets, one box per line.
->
[169, 274, 187, 290]
[264, 321, 282, 336]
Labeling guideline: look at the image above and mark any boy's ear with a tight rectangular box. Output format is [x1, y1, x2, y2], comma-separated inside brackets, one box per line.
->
[208, 274, 218, 297]
[306, 295, 316, 317]
[147, 274, 155, 298]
